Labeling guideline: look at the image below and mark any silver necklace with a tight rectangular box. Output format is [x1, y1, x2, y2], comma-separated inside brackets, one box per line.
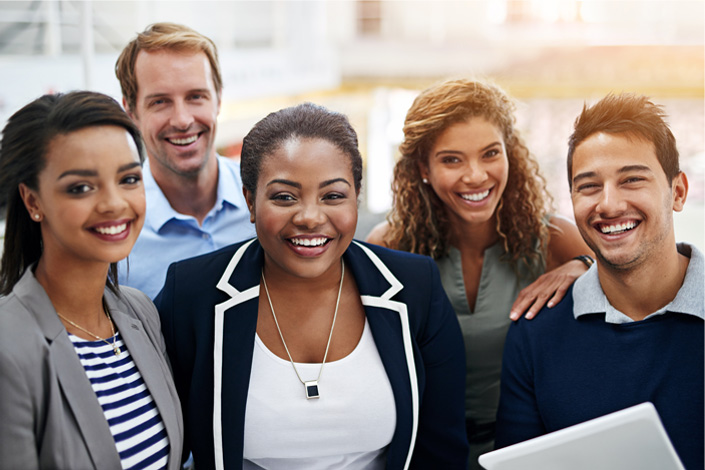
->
[260, 259, 344, 399]
[57, 309, 121, 356]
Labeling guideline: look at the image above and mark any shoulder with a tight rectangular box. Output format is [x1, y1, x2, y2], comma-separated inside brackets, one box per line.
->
[217, 155, 242, 177]
[546, 215, 592, 269]
[351, 239, 435, 270]
[510, 287, 577, 336]
[364, 221, 391, 247]
[170, 238, 255, 274]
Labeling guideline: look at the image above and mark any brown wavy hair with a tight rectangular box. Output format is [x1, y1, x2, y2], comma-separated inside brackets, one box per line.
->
[384, 78, 551, 275]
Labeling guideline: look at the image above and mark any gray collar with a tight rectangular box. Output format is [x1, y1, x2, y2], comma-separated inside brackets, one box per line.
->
[573, 242, 704, 324]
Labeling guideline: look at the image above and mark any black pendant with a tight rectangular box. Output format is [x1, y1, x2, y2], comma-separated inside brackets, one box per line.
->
[305, 380, 320, 399]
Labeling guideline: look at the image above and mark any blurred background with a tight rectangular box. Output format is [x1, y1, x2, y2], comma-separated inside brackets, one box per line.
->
[0, 0, 702, 248]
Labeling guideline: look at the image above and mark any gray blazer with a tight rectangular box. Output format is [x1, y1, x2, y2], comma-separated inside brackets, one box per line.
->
[0, 268, 184, 470]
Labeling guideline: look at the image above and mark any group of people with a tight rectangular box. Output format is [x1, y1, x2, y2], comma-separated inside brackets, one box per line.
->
[0, 21, 701, 470]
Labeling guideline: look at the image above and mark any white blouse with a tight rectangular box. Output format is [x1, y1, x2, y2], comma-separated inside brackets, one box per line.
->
[243, 318, 397, 469]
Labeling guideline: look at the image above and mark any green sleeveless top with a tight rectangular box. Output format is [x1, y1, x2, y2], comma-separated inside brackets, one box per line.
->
[436, 242, 544, 425]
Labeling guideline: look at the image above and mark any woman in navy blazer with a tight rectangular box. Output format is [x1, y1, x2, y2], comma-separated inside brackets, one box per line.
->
[0, 92, 183, 470]
[155, 103, 468, 469]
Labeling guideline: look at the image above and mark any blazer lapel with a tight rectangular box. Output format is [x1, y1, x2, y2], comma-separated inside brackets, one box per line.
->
[345, 242, 419, 470]
[212, 239, 262, 470]
[14, 270, 121, 469]
[108, 295, 183, 469]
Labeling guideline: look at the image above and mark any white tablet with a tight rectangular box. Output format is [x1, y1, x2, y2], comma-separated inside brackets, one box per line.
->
[478, 402, 685, 470]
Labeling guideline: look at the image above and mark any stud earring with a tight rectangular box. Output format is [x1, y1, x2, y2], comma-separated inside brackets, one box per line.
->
[33, 214, 41, 220]
[422, 178, 429, 184]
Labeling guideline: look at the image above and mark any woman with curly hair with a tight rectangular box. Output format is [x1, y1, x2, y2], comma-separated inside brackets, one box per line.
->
[366, 78, 592, 468]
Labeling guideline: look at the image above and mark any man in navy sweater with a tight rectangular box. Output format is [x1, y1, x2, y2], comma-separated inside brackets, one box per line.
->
[495, 93, 703, 470]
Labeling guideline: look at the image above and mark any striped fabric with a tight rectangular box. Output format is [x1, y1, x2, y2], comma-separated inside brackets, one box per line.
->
[68, 331, 170, 470]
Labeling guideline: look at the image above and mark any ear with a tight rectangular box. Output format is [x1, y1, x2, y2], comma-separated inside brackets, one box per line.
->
[671, 171, 688, 212]
[417, 161, 429, 181]
[18, 183, 42, 221]
[243, 187, 255, 223]
[122, 97, 136, 121]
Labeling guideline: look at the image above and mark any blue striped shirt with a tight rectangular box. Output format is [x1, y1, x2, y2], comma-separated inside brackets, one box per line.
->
[68, 331, 170, 470]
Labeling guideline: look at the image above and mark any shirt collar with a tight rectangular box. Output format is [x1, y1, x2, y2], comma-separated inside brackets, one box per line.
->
[143, 156, 246, 232]
[573, 242, 704, 323]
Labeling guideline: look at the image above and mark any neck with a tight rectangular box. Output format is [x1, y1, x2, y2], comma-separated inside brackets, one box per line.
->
[449, 216, 499, 255]
[261, 258, 344, 301]
[597, 245, 689, 321]
[34, 254, 109, 323]
[150, 153, 219, 225]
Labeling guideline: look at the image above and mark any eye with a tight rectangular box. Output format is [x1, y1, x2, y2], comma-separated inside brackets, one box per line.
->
[623, 177, 644, 184]
[576, 183, 599, 192]
[483, 148, 500, 158]
[67, 183, 92, 195]
[440, 155, 460, 164]
[121, 174, 142, 185]
[323, 192, 347, 202]
[271, 193, 295, 203]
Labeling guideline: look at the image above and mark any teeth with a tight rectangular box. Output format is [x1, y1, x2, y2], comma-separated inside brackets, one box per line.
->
[95, 223, 127, 235]
[169, 135, 198, 145]
[461, 189, 490, 202]
[291, 237, 327, 247]
[600, 221, 637, 234]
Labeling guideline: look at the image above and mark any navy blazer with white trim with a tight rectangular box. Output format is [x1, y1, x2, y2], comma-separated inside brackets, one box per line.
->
[156, 238, 469, 469]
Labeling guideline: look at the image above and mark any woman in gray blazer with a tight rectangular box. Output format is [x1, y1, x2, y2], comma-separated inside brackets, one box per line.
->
[0, 91, 183, 470]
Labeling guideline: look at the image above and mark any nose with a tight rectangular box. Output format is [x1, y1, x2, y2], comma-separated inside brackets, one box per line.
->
[169, 100, 195, 131]
[595, 184, 627, 216]
[461, 161, 487, 185]
[96, 184, 128, 214]
[292, 201, 326, 229]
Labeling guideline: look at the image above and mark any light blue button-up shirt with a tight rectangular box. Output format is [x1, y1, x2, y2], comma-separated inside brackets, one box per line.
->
[573, 242, 704, 323]
[118, 156, 256, 299]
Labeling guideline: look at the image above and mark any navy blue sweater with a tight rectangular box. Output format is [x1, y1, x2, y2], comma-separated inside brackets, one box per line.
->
[495, 286, 704, 470]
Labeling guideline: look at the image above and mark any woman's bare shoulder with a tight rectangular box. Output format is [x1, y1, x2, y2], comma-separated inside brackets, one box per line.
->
[365, 220, 391, 247]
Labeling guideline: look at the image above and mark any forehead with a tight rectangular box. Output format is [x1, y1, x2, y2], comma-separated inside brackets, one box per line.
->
[45, 126, 139, 170]
[134, 50, 215, 95]
[433, 117, 503, 148]
[259, 138, 352, 182]
[572, 132, 663, 178]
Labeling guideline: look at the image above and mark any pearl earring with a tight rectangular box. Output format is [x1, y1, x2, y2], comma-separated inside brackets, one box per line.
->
[422, 178, 429, 184]
[34, 214, 40, 220]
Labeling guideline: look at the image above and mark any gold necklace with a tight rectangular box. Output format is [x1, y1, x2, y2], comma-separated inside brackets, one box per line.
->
[57, 309, 121, 356]
[260, 259, 344, 399]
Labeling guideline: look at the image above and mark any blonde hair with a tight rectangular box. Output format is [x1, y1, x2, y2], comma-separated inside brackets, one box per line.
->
[115, 22, 223, 113]
[385, 78, 551, 275]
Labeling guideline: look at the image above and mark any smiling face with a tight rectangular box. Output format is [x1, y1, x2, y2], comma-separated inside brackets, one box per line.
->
[421, 117, 509, 229]
[129, 50, 220, 181]
[20, 125, 145, 267]
[245, 137, 358, 281]
[570, 131, 687, 271]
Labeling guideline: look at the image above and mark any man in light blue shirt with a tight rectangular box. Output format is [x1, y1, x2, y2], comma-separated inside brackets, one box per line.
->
[115, 23, 255, 298]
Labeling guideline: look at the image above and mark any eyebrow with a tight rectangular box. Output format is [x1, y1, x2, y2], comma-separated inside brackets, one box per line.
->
[266, 177, 352, 189]
[144, 89, 211, 101]
[435, 141, 502, 156]
[572, 164, 653, 185]
[57, 162, 141, 180]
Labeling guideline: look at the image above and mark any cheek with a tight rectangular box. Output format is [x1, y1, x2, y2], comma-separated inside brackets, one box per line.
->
[331, 203, 358, 237]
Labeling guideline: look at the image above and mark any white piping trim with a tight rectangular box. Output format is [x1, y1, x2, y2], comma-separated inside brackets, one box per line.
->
[213, 239, 258, 470]
[212, 240, 416, 469]
[361, 295, 418, 470]
[352, 241, 403, 300]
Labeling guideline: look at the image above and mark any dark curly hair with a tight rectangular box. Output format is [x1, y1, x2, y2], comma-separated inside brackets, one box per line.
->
[384, 78, 551, 275]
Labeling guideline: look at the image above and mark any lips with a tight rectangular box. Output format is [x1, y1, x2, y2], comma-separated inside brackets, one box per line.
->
[166, 134, 199, 146]
[459, 187, 491, 202]
[597, 220, 640, 235]
[90, 220, 132, 240]
[289, 237, 330, 247]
